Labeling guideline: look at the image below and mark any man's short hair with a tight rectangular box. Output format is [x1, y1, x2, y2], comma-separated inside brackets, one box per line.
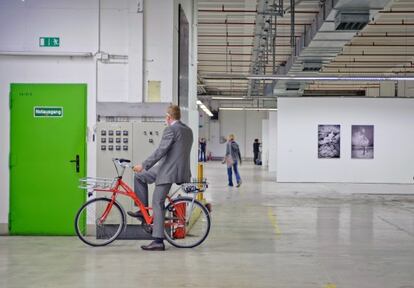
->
[167, 105, 181, 120]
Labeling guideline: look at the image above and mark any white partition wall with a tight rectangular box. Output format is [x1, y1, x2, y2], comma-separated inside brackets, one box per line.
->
[268, 111, 277, 173]
[276, 97, 414, 183]
[262, 119, 269, 166]
[202, 110, 267, 159]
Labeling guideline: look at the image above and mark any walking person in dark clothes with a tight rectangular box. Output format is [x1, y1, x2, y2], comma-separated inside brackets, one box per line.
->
[199, 138, 207, 162]
[253, 139, 260, 165]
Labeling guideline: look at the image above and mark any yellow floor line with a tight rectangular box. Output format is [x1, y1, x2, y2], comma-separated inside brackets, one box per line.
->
[324, 284, 336, 288]
[267, 207, 282, 236]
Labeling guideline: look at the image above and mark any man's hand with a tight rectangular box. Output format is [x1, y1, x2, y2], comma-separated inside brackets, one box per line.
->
[133, 164, 144, 173]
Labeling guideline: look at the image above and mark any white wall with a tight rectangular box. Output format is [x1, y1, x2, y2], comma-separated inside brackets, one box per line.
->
[0, 0, 98, 52]
[99, 0, 144, 102]
[0, 0, 198, 231]
[276, 97, 414, 183]
[0, 0, 145, 103]
[262, 119, 269, 166]
[144, 0, 174, 102]
[268, 111, 277, 173]
[0, 0, 100, 232]
[199, 110, 267, 159]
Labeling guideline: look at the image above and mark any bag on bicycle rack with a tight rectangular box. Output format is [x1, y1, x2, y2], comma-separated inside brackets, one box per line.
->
[173, 202, 186, 239]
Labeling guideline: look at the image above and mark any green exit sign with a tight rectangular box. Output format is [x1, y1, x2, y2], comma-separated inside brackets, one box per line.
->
[39, 37, 60, 47]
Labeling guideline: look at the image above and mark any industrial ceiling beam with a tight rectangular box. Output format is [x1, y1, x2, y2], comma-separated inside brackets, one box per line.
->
[198, 21, 312, 26]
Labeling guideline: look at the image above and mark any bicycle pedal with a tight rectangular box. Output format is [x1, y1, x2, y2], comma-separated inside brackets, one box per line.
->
[143, 224, 153, 234]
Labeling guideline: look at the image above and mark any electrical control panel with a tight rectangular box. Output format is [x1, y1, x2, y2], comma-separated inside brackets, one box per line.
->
[132, 122, 165, 165]
[96, 121, 165, 225]
[96, 122, 134, 223]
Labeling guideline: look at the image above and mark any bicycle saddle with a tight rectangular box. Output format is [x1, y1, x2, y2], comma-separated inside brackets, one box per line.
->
[116, 158, 131, 163]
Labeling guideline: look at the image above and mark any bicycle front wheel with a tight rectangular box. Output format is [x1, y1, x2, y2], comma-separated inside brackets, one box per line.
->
[164, 197, 211, 248]
[75, 197, 126, 247]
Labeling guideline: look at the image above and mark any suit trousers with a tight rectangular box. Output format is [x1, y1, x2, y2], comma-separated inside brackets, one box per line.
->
[134, 171, 172, 239]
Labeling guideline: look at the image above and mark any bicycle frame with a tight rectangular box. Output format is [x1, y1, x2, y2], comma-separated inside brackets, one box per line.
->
[94, 178, 196, 233]
[93, 176, 174, 225]
[83, 159, 200, 230]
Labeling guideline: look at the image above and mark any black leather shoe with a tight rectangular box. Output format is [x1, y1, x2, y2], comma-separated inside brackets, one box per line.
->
[127, 210, 144, 219]
[141, 241, 165, 251]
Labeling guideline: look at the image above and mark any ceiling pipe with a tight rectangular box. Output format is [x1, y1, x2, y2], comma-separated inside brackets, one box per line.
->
[369, 21, 414, 25]
[199, 53, 291, 56]
[340, 53, 414, 56]
[198, 9, 318, 14]
[290, 0, 295, 55]
[198, 21, 311, 26]
[247, 75, 414, 81]
[198, 34, 302, 38]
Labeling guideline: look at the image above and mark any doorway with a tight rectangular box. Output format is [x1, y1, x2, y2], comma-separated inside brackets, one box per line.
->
[9, 84, 87, 235]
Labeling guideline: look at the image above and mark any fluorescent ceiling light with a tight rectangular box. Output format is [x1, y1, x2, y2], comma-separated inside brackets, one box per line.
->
[211, 96, 277, 100]
[211, 97, 246, 100]
[220, 107, 278, 111]
[247, 75, 414, 81]
[196, 100, 213, 117]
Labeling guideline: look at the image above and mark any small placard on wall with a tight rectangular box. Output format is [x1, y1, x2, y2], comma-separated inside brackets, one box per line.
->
[34, 106, 63, 118]
[147, 81, 161, 102]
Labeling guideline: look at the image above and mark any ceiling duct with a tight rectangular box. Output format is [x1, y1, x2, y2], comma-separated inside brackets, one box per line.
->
[263, 83, 274, 96]
[286, 82, 301, 91]
[302, 60, 322, 72]
[303, 90, 365, 96]
[335, 11, 369, 31]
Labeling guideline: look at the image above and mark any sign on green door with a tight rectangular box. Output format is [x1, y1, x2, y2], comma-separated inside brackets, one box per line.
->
[10, 84, 87, 235]
[34, 106, 64, 118]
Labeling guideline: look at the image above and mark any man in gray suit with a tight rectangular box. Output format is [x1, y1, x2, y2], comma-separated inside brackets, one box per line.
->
[129, 105, 193, 251]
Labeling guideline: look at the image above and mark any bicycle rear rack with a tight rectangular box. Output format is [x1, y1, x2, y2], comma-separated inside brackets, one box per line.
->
[79, 177, 116, 191]
[181, 178, 208, 193]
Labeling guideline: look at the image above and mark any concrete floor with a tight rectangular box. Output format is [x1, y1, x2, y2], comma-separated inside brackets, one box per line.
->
[1, 162, 414, 288]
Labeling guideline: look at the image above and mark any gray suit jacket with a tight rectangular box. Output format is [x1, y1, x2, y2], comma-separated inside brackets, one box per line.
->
[142, 121, 193, 185]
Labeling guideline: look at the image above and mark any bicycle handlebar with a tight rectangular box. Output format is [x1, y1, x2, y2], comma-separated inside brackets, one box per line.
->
[112, 158, 133, 169]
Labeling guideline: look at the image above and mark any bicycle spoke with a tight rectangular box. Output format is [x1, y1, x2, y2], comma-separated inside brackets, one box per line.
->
[164, 198, 210, 248]
[75, 198, 125, 247]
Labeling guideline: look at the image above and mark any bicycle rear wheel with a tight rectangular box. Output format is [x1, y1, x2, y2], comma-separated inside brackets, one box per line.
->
[75, 197, 126, 247]
[164, 197, 211, 248]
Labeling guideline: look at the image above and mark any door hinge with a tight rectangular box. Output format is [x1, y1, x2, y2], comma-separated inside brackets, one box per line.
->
[9, 91, 12, 110]
[9, 152, 15, 169]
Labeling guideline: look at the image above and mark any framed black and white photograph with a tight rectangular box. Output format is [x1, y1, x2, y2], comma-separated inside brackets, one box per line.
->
[352, 125, 374, 159]
[318, 125, 340, 158]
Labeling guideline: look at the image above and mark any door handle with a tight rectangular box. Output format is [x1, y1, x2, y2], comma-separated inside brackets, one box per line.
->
[70, 155, 80, 173]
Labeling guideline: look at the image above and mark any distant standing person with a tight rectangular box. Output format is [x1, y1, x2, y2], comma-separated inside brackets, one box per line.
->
[224, 134, 242, 187]
[253, 139, 260, 165]
[199, 138, 207, 162]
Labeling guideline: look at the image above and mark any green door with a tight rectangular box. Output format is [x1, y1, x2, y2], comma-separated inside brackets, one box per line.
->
[10, 84, 87, 235]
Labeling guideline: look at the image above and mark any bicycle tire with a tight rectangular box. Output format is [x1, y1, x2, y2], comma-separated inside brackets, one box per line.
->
[75, 197, 126, 247]
[164, 197, 211, 248]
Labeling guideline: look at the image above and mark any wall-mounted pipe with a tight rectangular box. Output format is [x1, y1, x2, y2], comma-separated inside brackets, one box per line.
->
[0, 51, 93, 57]
[290, 0, 295, 55]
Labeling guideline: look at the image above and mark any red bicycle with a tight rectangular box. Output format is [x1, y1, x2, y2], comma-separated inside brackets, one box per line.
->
[75, 158, 211, 248]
